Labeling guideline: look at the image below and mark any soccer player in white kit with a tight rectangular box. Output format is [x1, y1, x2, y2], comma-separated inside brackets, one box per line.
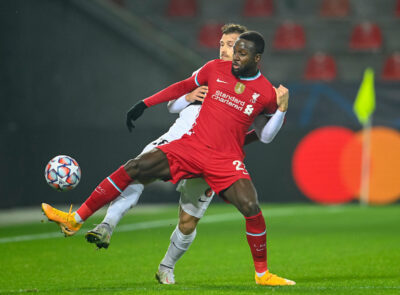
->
[84, 24, 284, 284]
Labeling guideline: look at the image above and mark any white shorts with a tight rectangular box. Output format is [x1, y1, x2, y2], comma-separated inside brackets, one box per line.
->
[177, 178, 214, 219]
[141, 135, 214, 219]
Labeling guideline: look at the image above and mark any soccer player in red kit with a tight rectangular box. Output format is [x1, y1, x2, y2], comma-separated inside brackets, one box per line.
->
[42, 31, 295, 286]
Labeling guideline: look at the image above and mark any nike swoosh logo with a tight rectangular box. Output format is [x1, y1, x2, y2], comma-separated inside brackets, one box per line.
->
[216, 78, 228, 84]
[198, 198, 207, 203]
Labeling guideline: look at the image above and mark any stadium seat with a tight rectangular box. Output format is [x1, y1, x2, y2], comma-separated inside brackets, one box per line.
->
[243, 0, 273, 17]
[167, 0, 197, 17]
[304, 52, 337, 81]
[273, 22, 306, 50]
[396, 0, 400, 17]
[198, 22, 223, 48]
[349, 22, 382, 51]
[382, 53, 400, 80]
[319, 0, 350, 17]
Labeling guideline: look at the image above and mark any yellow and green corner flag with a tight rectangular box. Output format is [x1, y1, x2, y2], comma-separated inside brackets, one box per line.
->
[353, 68, 376, 125]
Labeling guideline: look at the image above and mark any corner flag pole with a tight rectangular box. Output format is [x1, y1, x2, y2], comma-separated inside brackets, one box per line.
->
[353, 68, 376, 205]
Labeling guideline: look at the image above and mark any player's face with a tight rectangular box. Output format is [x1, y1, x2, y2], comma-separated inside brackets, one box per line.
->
[231, 39, 260, 77]
[219, 33, 240, 61]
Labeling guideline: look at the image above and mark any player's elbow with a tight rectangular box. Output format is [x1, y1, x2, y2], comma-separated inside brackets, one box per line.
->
[167, 102, 177, 113]
[259, 134, 275, 144]
[260, 137, 273, 144]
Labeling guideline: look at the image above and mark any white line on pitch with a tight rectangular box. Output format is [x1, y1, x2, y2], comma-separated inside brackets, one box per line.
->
[0, 206, 346, 244]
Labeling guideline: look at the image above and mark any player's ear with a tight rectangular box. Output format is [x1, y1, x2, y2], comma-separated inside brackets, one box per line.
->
[254, 53, 261, 63]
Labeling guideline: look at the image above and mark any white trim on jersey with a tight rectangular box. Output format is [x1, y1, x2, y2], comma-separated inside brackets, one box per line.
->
[239, 70, 261, 81]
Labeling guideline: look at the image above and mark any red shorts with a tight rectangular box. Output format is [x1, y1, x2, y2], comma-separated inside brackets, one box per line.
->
[157, 136, 251, 195]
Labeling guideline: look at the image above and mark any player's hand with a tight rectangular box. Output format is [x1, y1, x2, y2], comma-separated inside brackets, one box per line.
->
[126, 100, 148, 132]
[274, 85, 289, 112]
[185, 86, 208, 103]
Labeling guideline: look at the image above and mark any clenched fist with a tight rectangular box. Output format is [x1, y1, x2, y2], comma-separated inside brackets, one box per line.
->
[274, 85, 289, 112]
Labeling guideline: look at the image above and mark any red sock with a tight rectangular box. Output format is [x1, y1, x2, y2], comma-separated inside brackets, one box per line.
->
[76, 166, 133, 221]
[245, 211, 267, 273]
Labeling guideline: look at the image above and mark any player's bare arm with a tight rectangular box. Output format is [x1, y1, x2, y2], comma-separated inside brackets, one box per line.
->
[185, 86, 208, 103]
[167, 85, 208, 112]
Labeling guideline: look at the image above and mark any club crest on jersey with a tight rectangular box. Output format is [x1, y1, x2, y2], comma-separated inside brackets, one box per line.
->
[251, 93, 260, 103]
[234, 82, 245, 94]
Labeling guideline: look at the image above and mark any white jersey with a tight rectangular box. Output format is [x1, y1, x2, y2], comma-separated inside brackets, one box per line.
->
[141, 103, 201, 154]
[163, 104, 201, 141]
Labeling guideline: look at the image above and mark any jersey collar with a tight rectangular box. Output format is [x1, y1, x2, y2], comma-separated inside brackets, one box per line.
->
[239, 70, 261, 81]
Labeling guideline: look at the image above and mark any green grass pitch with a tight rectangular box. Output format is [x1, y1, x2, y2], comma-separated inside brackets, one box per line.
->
[0, 204, 399, 294]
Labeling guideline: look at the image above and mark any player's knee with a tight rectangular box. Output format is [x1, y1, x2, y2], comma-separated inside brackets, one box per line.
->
[178, 216, 199, 235]
[240, 200, 260, 217]
[124, 159, 140, 178]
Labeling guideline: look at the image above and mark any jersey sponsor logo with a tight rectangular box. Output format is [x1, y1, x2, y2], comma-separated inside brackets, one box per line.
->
[216, 78, 228, 84]
[244, 104, 254, 116]
[234, 82, 246, 94]
[251, 92, 260, 103]
[211, 90, 245, 111]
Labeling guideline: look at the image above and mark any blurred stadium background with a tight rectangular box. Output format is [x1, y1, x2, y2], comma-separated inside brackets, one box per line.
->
[1, 0, 399, 209]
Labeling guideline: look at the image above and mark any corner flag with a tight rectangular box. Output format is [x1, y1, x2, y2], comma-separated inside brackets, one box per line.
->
[353, 68, 376, 125]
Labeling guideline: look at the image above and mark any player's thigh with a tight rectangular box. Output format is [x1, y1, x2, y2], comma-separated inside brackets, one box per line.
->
[141, 136, 171, 154]
[178, 178, 214, 219]
[124, 148, 170, 180]
[222, 178, 260, 217]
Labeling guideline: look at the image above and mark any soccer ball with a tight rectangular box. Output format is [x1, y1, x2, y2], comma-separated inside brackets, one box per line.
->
[44, 155, 81, 192]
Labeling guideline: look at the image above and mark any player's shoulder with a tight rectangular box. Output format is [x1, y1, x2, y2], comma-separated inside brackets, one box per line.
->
[205, 59, 231, 68]
[198, 59, 231, 76]
[252, 73, 275, 98]
[258, 73, 274, 88]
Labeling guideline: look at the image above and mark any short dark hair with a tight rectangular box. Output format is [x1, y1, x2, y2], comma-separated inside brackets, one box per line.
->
[221, 23, 247, 35]
[239, 31, 265, 54]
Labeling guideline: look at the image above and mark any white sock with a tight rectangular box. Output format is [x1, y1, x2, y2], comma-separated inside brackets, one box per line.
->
[103, 182, 144, 229]
[160, 226, 197, 269]
[256, 271, 267, 277]
[74, 212, 83, 223]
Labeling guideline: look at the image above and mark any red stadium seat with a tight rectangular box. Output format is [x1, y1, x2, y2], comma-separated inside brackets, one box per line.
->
[167, 0, 197, 17]
[198, 22, 223, 48]
[273, 22, 306, 50]
[396, 0, 400, 17]
[349, 22, 382, 51]
[382, 53, 400, 80]
[243, 0, 273, 17]
[304, 52, 337, 81]
[319, 0, 350, 17]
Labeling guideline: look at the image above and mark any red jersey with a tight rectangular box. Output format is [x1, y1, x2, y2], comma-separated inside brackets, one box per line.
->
[144, 59, 277, 158]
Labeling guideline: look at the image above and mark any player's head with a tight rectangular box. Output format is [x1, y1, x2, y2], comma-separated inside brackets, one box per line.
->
[231, 31, 265, 77]
[219, 23, 247, 61]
